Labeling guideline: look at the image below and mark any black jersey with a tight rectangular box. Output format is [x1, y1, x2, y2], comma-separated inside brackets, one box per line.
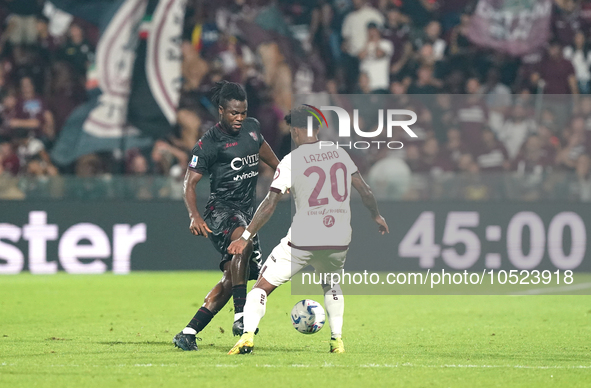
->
[188, 117, 265, 215]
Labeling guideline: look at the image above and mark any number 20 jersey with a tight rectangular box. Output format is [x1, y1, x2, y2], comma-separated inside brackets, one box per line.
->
[270, 142, 358, 250]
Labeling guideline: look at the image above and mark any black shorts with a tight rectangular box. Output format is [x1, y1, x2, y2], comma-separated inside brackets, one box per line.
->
[204, 208, 261, 280]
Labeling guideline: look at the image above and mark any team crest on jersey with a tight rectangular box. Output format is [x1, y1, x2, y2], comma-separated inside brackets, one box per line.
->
[190, 155, 198, 168]
[323, 215, 335, 228]
[249, 132, 258, 142]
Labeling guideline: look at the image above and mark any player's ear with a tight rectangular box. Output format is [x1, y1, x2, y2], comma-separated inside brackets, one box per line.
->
[218, 105, 223, 116]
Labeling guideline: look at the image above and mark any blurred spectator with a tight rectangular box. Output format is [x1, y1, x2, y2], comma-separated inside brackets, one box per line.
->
[341, 0, 384, 57]
[421, 137, 455, 174]
[355, 72, 372, 94]
[443, 127, 467, 166]
[556, 116, 589, 170]
[13, 127, 57, 177]
[405, 143, 424, 172]
[496, 104, 536, 160]
[474, 128, 510, 172]
[581, 0, 591, 35]
[456, 78, 488, 148]
[151, 140, 188, 176]
[407, 65, 440, 94]
[5, 0, 40, 48]
[579, 96, 591, 128]
[480, 68, 512, 110]
[412, 20, 446, 61]
[513, 135, 553, 174]
[400, 42, 444, 83]
[57, 22, 94, 78]
[126, 151, 156, 200]
[47, 61, 85, 136]
[400, 0, 438, 29]
[68, 154, 110, 200]
[35, 15, 59, 67]
[382, 6, 412, 78]
[367, 150, 411, 200]
[563, 31, 591, 94]
[0, 89, 17, 140]
[454, 153, 492, 200]
[570, 154, 591, 200]
[552, 0, 580, 47]
[341, 0, 384, 91]
[358, 22, 393, 93]
[0, 141, 19, 175]
[431, 94, 455, 143]
[535, 40, 578, 94]
[536, 124, 560, 162]
[10, 76, 54, 140]
[280, 0, 322, 53]
[0, 165, 24, 199]
[75, 154, 104, 178]
[447, 12, 473, 58]
[512, 134, 556, 200]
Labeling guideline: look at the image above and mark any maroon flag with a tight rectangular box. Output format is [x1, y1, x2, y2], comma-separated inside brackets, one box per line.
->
[468, 0, 552, 57]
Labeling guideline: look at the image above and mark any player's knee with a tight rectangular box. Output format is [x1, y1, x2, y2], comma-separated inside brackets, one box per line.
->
[253, 277, 276, 295]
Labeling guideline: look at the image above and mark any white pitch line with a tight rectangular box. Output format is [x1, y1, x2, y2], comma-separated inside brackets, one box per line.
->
[511, 282, 591, 295]
[37, 363, 591, 369]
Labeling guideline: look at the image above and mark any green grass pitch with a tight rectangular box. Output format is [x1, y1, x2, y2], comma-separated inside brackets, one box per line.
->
[1, 272, 590, 387]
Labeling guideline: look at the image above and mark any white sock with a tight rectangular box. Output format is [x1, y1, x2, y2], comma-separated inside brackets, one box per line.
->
[182, 327, 197, 335]
[243, 287, 267, 333]
[323, 283, 344, 338]
[234, 312, 244, 322]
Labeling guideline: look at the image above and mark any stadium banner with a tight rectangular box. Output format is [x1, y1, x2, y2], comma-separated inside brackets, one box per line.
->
[467, 0, 552, 57]
[0, 201, 590, 294]
[50, 0, 184, 166]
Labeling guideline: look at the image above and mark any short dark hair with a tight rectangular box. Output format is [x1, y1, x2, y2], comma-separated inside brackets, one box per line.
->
[210, 80, 247, 108]
[284, 106, 320, 130]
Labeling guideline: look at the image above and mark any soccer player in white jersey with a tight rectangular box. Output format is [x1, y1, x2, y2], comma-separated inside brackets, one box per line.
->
[227, 106, 389, 354]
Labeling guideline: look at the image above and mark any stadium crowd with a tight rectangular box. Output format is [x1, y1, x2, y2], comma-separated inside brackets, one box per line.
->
[1, 0, 591, 201]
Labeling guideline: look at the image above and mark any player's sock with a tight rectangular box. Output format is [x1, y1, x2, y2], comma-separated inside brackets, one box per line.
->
[232, 284, 247, 321]
[186, 307, 214, 333]
[243, 287, 266, 333]
[324, 283, 344, 339]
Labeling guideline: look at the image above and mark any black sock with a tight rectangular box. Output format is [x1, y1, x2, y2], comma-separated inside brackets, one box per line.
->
[187, 307, 214, 333]
[232, 284, 247, 315]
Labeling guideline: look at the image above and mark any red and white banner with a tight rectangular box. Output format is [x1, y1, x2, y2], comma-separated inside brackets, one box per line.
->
[146, 0, 185, 125]
[468, 0, 552, 57]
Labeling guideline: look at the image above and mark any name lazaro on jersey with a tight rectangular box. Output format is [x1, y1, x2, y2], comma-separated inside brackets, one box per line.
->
[270, 142, 358, 249]
[188, 117, 265, 215]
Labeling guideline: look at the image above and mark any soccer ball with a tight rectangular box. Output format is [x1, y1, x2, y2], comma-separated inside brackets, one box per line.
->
[290, 299, 325, 334]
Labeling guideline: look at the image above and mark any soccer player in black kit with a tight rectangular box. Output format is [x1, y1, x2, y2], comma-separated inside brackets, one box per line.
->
[173, 81, 279, 351]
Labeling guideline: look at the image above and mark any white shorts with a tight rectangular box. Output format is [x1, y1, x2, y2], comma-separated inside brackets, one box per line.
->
[261, 237, 348, 287]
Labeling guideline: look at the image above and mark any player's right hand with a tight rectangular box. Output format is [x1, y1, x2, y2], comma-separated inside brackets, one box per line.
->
[375, 215, 389, 235]
[189, 217, 212, 237]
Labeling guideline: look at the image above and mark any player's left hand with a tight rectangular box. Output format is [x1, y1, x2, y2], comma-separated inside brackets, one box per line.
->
[375, 215, 389, 235]
[228, 238, 248, 255]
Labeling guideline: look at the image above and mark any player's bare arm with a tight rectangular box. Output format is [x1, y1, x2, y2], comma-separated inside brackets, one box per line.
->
[259, 140, 280, 170]
[228, 190, 283, 255]
[351, 171, 389, 235]
[183, 169, 213, 237]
